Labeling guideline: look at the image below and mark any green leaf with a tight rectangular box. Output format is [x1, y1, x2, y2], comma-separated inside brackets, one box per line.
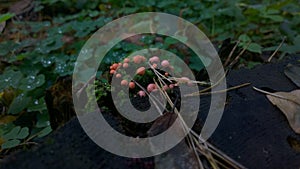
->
[36, 112, 50, 128]
[16, 127, 29, 139]
[8, 53, 27, 63]
[121, 7, 139, 14]
[129, 20, 152, 32]
[3, 126, 29, 140]
[0, 41, 15, 56]
[189, 56, 205, 71]
[19, 74, 45, 91]
[140, 35, 155, 45]
[247, 43, 262, 54]
[54, 62, 74, 76]
[27, 98, 47, 112]
[247, 61, 261, 69]
[0, 69, 23, 90]
[37, 126, 52, 138]
[3, 126, 21, 140]
[36, 34, 64, 54]
[263, 15, 284, 22]
[0, 123, 15, 136]
[164, 37, 179, 46]
[157, 0, 176, 8]
[28, 21, 51, 32]
[0, 13, 15, 23]
[238, 34, 251, 43]
[1, 139, 20, 149]
[7, 93, 31, 115]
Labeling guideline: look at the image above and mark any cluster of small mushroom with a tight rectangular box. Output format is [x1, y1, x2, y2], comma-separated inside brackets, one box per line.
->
[109, 55, 177, 97]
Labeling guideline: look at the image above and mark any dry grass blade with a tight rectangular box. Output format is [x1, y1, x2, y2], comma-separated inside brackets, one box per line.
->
[185, 83, 251, 97]
[188, 69, 228, 96]
[267, 36, 286, 62]
[153, 73, 245, 169]
[227, 41, 251, 69]
[168, 77, 211, 86]
[253, 86, 287, 100]
[153, 78, 205, 169]
[224, 40, 240, 67]
[148, 62, 172, 84]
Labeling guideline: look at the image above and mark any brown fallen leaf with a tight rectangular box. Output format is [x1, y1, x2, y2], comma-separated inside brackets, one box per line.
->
[287, 136, 300, 152]
[0, 21, 6, 33]
[265, 90, 300, 134]
[253, 87, 300, 134]
[9, 0, 33, 16]
[284, 64, 300, 88]
[0, 115, 17, 125]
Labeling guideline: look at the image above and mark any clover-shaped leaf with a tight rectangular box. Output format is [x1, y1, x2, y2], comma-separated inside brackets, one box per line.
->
[19, 74, 45, 91]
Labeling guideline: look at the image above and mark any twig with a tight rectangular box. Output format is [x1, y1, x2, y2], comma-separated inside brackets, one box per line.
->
[18, 142, 38, 147]
[224, 40, 240, 67]
[228, 41, 251, 69]
[267, 36, 286, 62]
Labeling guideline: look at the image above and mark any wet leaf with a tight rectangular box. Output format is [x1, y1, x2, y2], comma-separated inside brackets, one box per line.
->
[27, 98, 47, 112]
[284, 64, 300, 87]
[36, 112, 50, 128]
[19, 74, 45, 91]
[36, 34, 64, 54]
[266, 90, 300, 134]
[7, 93, 31, 115]
[0, 69, 23, 90]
